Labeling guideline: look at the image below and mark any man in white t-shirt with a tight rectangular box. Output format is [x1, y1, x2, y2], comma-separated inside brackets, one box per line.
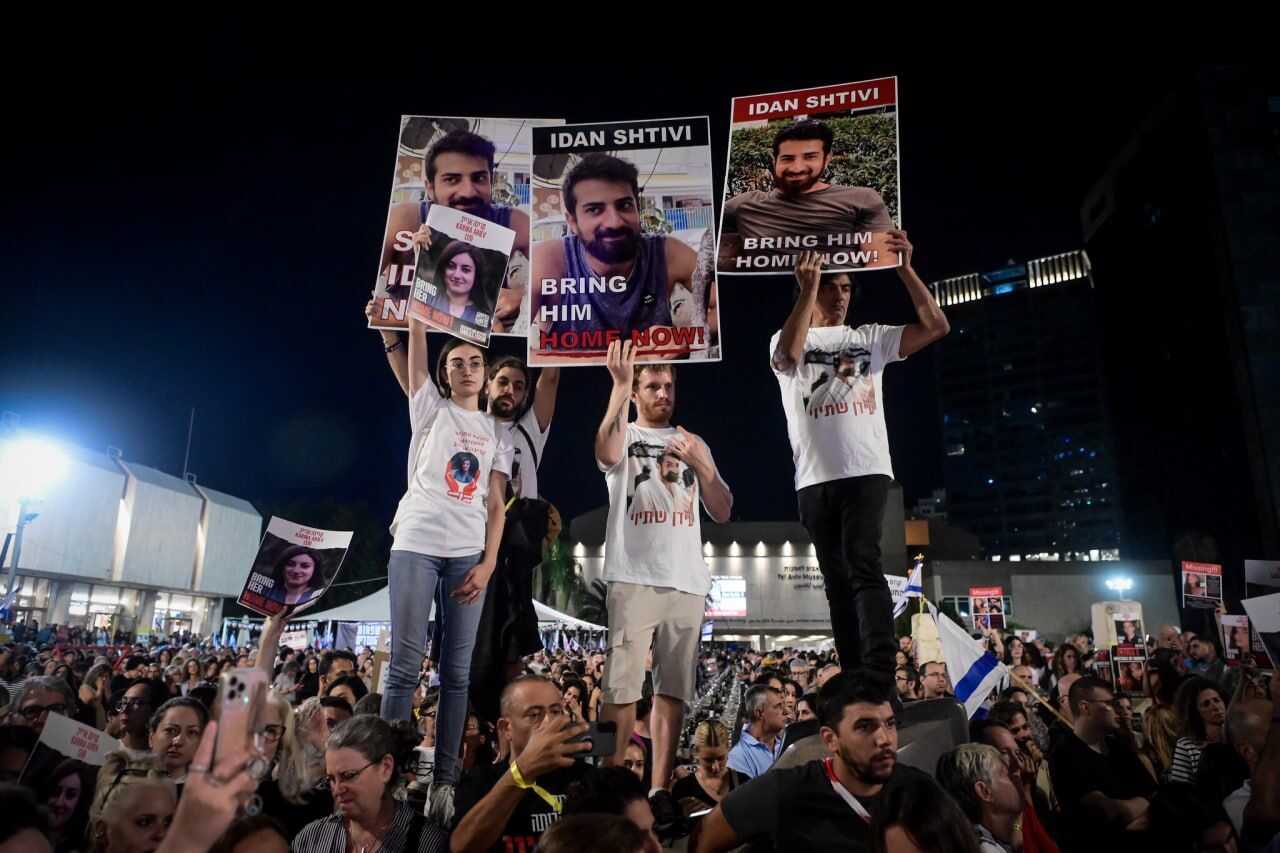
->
[595, 339, 733, 797]
[770, 233, 948, 676]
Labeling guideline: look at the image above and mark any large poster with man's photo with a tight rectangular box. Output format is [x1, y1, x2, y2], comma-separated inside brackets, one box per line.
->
[237, 516, 353, 618]
[528, 117, 720, 366]
[370, 116, 562, 335]
[718, 78, 903, 275]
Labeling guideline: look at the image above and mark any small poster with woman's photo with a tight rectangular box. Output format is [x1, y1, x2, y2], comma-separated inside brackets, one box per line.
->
[1182, 561, 1223, 610]
[237, 516, 353, 618]
[968, 586, 1006, 631]
[410, 203, 515, 346]
[1111, 646, 1147, 698]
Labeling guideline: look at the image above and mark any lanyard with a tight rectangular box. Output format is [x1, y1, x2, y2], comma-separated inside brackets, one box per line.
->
[821, 758, 871, 824]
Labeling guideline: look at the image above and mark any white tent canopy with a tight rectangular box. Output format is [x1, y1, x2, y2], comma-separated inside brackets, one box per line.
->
[249, 585, 605, 632]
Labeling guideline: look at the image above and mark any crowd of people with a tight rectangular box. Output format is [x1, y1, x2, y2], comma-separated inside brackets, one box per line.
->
[3, 129, 1278, 852]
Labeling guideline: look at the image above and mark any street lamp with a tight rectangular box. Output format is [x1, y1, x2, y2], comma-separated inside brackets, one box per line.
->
[1, 437, 70, 612]
[1105, 576, 1134, 600]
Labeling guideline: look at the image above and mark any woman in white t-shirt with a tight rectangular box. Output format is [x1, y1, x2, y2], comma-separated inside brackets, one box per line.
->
[381, 317, 512, 824]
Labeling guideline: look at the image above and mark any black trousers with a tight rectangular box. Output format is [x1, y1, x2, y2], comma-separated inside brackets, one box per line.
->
[797, 474, 895, 675]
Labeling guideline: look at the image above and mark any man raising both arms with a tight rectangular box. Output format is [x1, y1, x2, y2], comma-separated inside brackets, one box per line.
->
[595, 340, 732, 808]
[770, 233, 948, 676]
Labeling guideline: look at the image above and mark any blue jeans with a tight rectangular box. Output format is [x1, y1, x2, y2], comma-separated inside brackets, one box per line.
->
[380, 549, 484, 785]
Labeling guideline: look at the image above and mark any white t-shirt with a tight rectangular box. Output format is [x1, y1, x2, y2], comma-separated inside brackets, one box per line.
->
[769, 323, 905, 491]
[599, 424, 721, 596]
[390, 382, 514, 557]
[505, 406, 551, 500]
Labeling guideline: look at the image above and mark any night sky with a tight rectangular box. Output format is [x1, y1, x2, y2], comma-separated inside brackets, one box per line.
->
[0, 34, 1255, 534]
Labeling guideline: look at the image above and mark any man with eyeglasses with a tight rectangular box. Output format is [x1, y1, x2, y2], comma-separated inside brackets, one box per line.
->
[1048, 676, 1154, 848]
[452, 675, 592, 853]
[9, 676, 74, 738]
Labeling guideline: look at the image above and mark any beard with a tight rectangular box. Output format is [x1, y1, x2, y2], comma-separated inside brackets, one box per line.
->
[662, 470, 679, 483]
[774, 169, 821, 196]
[837, 741, 895, 785]
[584, 227, 639, 264]
[490, 395, 517, 418]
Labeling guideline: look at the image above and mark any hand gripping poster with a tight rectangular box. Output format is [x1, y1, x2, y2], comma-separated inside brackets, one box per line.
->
[409, 204, 516, 346]
[371, 116, 562, 335]
[528, 117, 720, 366]
[237, 517, 353, 618]
[719, 78, 902, 275]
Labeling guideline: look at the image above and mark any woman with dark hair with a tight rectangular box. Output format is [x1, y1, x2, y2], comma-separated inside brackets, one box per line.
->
[39, 758, 91, 852]
[1170, 676, 1228, 784]
[795, 692, 819, 722]
[381, 324, 512, 824]
[148, 697, 209, 786]
[1044, 644, 1080, 690]
[780, 678, 803, 723]
[293, 716, 445, 852]
[430, 240, 490, 322]
[871, 774, 980, 853]
[561, 678, 589, 721]
[180, 658, 203, 697]
[1001, 636, 1025, 668]
[296, 655, 321, 704]
[266, 545, 329, 608]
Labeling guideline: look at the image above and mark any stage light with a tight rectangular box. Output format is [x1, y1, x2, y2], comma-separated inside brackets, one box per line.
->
[0, 437, 69, 503]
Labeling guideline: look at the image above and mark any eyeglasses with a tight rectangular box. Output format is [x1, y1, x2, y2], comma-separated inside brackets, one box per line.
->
[261, 725, 285, 743]
[447, 358, 485, 373]
[19, 703, 68, 721]
[116, 699, 151, 712]
[317, 761, 376, 791]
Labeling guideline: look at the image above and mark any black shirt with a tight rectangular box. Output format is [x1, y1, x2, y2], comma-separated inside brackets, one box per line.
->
[453, 761, 591, 853]
[720, 760, 929, 852]
[255, 776, 334, 839]
[671, 769, 749, 817]
[1049, 731, 1156, 850]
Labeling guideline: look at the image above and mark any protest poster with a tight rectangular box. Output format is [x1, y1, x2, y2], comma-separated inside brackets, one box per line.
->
[1241, 592, 1280, 669]
[20, 712, 121, 844]
[237, 517, 352, 618]
[409, 204, 515, 346]
[718, 78, 902, 275]
[1182, 561, 1223, 609]
[371, 116, 562, 335]
[886, 574, 908, 616]
[528, 117, 720, 366]
[1112, 608, 1145, 654]
[1093, 648, 1113, 687]
[968, 586, 1005, 631]
[1246, 559, 1280, 595]
[1112, 645, 1147, 698]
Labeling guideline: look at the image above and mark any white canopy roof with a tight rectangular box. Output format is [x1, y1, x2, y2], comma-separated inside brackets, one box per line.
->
[270, 585, 605, 631]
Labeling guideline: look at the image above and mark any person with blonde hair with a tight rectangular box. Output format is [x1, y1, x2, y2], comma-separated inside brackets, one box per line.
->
[1140, 703, 1179, 783]
[671, 719, 749, 817]
[87, 752, 175, 851]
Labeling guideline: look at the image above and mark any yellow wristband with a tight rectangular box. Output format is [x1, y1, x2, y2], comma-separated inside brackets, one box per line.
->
[509, 762, 561, 813]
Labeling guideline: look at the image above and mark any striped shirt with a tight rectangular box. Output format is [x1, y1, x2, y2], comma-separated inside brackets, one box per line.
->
[292, 801, 447, 852]
[1170, 737, 1203, 784]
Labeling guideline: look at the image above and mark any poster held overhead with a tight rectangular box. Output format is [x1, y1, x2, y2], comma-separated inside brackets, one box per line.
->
[1241, 592, 1280, 669]
[237, 517, 353, 618]
[528, 117, 719, 366]
[371, 116, 563, 335]
[719, 78, 902, 275]
[968, 586, 1005, 631]
[410, 204, 515, 346]
[1182, 561, 1223, 610]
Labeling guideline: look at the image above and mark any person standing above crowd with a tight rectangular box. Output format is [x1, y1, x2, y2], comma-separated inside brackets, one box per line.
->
[769, 235, 947, 676]
[380, 316, 512, 825]
[594, 340, 732, 803]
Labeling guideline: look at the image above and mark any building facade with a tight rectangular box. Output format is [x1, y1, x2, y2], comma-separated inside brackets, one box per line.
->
[1081, 66, 1280, 568]
[929, 252, 1123, 560]
[1, 433, 261, 639]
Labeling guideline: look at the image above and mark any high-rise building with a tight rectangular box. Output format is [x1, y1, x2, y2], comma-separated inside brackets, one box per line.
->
[930, 252, 1123, 559]
[1082, 66, 1280, 564]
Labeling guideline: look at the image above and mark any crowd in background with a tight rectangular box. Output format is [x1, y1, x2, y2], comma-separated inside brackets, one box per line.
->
[2, 608, 1278, 852]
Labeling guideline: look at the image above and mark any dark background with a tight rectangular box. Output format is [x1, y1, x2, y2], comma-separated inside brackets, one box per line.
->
[0, 29, 1262, 551]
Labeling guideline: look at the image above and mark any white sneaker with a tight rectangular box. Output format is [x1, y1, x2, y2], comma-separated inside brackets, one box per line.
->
[427, 783, 455, 826]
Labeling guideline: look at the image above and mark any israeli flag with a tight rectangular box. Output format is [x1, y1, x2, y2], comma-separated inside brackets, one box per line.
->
[929, 602, 1007, 719]
[905, 560, 923, 597]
